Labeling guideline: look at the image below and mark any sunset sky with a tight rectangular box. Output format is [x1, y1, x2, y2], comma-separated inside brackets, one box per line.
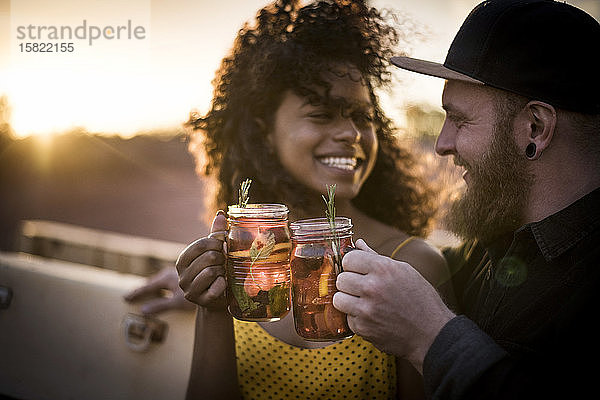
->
[1, 0, 598, 138]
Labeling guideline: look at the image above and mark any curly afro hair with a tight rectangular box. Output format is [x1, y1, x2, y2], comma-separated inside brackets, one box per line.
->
[187, 0, 436, 237]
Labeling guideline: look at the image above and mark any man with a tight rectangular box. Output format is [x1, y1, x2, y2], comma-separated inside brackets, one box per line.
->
[333, 0, 600, 398]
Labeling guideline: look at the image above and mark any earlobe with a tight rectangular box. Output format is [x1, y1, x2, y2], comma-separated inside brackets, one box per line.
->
[525, 142, 537, 159]
[254, 117, 267, 140]
[254, 118, 266, 132]
[524, 101, 556, 160]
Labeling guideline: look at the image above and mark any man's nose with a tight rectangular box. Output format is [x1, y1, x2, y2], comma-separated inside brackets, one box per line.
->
[435, 119, 456, 156]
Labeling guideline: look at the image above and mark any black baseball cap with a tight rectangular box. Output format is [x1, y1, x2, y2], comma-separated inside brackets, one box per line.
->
[391, 0, 600, 113]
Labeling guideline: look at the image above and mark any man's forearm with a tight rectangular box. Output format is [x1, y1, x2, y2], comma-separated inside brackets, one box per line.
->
[423, 316, 509, 399]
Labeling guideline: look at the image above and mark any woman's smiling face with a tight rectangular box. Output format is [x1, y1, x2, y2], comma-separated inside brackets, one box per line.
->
[268, 65, 378, 201]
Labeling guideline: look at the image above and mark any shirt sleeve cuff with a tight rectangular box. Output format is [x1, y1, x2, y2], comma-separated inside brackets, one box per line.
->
[423, 315, 507, 399]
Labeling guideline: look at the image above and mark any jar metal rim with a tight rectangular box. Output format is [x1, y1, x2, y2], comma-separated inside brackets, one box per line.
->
[227, 203, 289, 219]
[290, 217, 353, 237]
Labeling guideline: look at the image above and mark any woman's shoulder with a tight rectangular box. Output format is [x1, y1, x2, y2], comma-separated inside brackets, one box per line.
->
[352, 210, 448, 286]
[376, 233, 448, 289]
[354, 214, 409, 256]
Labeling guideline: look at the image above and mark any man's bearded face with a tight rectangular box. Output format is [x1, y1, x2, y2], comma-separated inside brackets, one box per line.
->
[445, 110, 534, 244]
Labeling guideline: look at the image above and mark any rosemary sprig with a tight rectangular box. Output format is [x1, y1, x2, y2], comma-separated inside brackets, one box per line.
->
[322, 184, 336, 226]
[322, 184, 342, 274]
[237, 178, 271, 291]
[238, 178, 252, 208]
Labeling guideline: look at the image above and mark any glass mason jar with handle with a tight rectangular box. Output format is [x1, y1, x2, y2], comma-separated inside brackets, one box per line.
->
[289, 217, 354, 341]
[225, 204, 292, 321]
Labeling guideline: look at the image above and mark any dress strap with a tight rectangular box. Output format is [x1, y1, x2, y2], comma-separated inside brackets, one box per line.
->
[390, 236, 417, 259]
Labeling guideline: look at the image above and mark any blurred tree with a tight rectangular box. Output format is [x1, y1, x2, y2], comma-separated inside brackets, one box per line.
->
[400, 103, 463, 230]
[0, 95, 15, 148]
[404, 103, 445, 142]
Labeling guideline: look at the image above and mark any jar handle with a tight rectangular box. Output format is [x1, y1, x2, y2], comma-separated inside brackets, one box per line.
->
[208, 230, 227, 241]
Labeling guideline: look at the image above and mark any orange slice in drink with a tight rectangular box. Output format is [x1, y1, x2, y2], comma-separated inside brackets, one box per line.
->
[228, 242, 291, 262]
[324, 303, 348, 335]
[318, 256, 333, 297]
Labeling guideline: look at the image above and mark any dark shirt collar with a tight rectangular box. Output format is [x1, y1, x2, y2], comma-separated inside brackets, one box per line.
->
[487, 187, 600, 264]
[528, 187, 600, 261]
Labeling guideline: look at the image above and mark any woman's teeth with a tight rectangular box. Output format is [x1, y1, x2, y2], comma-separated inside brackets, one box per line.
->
[319, 157, 358, 171]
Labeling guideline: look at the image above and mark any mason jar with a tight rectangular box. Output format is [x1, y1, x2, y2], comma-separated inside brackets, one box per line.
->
[225, 204, 292, 321]
[289, 217, 354, 341]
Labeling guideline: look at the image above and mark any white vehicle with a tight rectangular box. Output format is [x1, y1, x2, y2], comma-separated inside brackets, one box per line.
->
[0, 220, 195, 400]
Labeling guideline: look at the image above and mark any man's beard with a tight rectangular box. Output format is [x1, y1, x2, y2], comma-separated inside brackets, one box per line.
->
[444, 117, 534, 244]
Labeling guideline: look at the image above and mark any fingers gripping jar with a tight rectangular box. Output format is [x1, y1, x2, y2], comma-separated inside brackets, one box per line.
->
[226, 204, 292, 321]
[289, 217, 354, 341]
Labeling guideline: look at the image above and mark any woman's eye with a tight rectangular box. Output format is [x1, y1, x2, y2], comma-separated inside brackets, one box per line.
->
[352, 113, 374, 128]
[308, 112, 333, 121]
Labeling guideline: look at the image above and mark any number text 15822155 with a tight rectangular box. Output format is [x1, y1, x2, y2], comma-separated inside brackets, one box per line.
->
[19, 42, 75, 53]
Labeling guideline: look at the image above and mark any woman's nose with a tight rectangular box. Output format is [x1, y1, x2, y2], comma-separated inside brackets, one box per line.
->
[333, 118, 361, 144]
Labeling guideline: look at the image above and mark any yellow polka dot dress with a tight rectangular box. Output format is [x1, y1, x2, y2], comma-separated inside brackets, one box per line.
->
[233, 320, 397, 400]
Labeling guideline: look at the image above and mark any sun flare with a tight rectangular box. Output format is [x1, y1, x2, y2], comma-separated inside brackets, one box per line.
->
[3, 0, 596, 139]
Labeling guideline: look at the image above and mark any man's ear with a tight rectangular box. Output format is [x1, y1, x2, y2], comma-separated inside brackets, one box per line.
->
[523, 101, 556, 160]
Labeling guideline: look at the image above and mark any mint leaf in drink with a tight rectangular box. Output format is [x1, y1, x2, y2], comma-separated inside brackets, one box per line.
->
[232, 284, 259, 313]
[268, 284, 289, 316]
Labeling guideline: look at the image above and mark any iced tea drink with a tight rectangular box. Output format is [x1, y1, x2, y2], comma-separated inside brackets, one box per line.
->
[290, 217, 354, 341]
[225, 204, 292, 321]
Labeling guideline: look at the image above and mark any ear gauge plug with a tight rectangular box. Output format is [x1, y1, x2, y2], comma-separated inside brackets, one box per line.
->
[525, 143, 537, 159]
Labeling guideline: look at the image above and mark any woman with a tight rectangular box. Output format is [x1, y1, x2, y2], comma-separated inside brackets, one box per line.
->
[151, 1, 451, 398]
